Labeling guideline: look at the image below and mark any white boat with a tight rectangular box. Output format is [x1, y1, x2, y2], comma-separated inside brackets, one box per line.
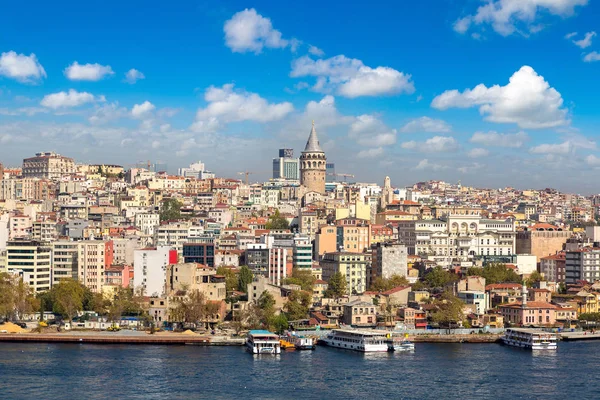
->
[320, 329, 389, 352]
[386, 334, 415, 352]
[246, 330, 281, 354]
[290, 334, 315, 350]
[502, 328, 558, 350]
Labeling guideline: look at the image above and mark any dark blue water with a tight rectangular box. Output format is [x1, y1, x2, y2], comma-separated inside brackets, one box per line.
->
[0, 342, 598, 399]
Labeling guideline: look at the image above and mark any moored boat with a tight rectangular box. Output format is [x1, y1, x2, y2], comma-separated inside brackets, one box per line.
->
[292, 334, 316, 350]
[246, 330, 281, 354]
[502, 328, 557, 350]
[386, 334, 415, 352]
[320, 329, 389, 352]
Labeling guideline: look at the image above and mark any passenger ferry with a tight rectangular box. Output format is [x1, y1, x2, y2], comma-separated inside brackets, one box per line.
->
[502, 328, 558, 350]
[246, 330, 281, 354]
[320, 329, 389, 352]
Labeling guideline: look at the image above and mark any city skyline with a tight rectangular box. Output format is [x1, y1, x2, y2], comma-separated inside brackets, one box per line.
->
[1, 1, 600, 192]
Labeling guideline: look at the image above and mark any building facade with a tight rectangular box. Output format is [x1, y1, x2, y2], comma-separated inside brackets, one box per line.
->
[272, 148, 300, 181]
[6, 240, 52, 292]
[321, 252, 369, 295]
[133, 246, 171, 297]
[300, 122, 326, 194]
[22, 152, 75, 179]
[565, 248, 600, 284]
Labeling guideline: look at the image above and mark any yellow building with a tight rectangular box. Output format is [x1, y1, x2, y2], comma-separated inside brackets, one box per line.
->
[320, 252, 370, 294]
[315, 225, 337, 257]
[375, 210, 418, 225]
[335, 199, 371, 221]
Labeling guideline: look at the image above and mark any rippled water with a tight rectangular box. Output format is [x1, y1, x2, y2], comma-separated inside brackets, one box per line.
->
[0, 341, 599, 399]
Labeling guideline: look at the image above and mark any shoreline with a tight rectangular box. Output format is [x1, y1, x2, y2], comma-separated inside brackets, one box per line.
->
[0, 332, 502, 345]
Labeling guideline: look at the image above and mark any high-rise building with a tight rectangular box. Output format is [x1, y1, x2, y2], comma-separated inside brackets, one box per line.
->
[6, 240, 52, 293]
[51, 241, 79, 285]
[77, 240, 114, 293]
[178, 160, 215, 179]
[272, 149, 300, 181]
[300, 122, 327, 194]
[22, 152, 75, 179]
[293, 235, 313, 269]
[133, 246, 171, 297]
[326, 163, 335, 183]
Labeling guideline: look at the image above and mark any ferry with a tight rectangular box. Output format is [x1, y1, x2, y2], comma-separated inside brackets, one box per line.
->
[290, 334, 316, 350]
[246, 330, 281, 354]
[502, 328, 558, 350]
[320, 329, 389, 352]
[386, 333, 415, 352]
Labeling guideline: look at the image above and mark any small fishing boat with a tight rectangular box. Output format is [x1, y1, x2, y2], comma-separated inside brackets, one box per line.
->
[386, 334, 415, 352]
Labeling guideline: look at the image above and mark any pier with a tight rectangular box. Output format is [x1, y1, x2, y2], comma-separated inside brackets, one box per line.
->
[0, 333, 245, 346]
[560, 332, 600, 342]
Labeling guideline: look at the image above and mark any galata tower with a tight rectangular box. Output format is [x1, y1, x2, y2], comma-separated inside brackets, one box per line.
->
[300, 121, 326, 194]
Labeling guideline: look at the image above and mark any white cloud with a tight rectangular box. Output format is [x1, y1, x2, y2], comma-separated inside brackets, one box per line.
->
[468, 148, 490, 158]
[349, 114, 397, 147]
[458, 162, 484, 174]
[88, 102, 128, 124]
[191, 84, 293, 132]
[400, 116, 452, 133]
[131, 101, 156, 119]
[0, 107, 49, 116]
[308, 45, 325, 57]
[454, 0, 588, 36]
[64, 62, 114, 81]
[414, 159, 448, 171]
[470, 131, 529, 148]
[290, 55, 414, 98]
[530, 141, 572, 154]
[0, 51, 46, 83]
[585, 155, 600, 167]
[357, 147, 384, 158]
[565, 32, 578, 39]
[573, 31, 596, 48]
[432, 66, 568, 129]
[224, 8, 289, 53]
[401, 136, 459, 153]
[40, 89, 100, 109]
[584, 51, 600, 62]
[124, 68, 145, 84]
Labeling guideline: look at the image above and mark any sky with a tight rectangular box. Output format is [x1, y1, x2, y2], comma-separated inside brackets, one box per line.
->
[0, 0, 600, 193]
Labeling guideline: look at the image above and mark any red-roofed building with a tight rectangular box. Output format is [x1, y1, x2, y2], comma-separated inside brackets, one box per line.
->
[540, 252, 566, 284]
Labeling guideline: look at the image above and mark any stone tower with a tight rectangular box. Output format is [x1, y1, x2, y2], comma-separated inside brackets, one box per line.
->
[300, 121, 326, 194]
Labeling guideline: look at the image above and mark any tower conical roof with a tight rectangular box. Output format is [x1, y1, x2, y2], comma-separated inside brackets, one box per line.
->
[303, 121, 323, 153]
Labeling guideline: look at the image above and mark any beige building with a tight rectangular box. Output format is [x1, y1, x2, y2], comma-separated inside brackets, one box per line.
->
[516, 223, 572, 261]
[22, 152, 75, 179]
[321, 252, 370, 294]
[342, 300, 377, 326]
[166, 263, 226, 301]
[77, 240, 113, 293]
[300, 122, 326, 195]
[5, 240, 51, 292]
[315, 225, 337, 257]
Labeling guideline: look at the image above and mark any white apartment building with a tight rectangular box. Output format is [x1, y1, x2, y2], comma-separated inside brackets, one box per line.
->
[565, 248, 600, 284]
[77, 241, 111, 293]
[6, 240, 52, 292]
[135, 212, 160, 236]
[133, 246, 170, 297]
[399, 215, 516, 266]
[154, 221, 191, 254]
[52, 241, 79, 284]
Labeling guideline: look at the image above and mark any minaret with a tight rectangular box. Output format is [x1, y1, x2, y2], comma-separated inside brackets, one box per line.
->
[300, 121, 327, 194]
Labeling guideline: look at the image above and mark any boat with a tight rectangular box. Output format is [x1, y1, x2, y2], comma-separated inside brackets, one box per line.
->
[279, 338, 296, 350]
[320, 329, 389, 352]
[246, 330, 281, 354]
[290, 334, 315, 350]
[502, 328, 558, 350]
[386, 334, 415, 352]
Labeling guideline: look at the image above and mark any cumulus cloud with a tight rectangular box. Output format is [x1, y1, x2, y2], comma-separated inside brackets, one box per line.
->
[290, 55, 414, 98]
[64, 62, 114, 81]
[585, 155, 600, 167]
[224, 8, 290, 53]
[88, 102, 128, 124]
[458, 162, 484, 174]
[124, 68, 145, 84]
[573, 31, 596, 48]
[0, 51, 46, 83]
[584, 51, 600, 62]
[191, 83, 293, 132]
[131, 101, 156, 119]
[400, 116, 452, 133]
[432, 66, 568, 129]
[308, 45, 325, 57]
[349, 114, 398, 147]
[454, 0, 588, 36]
[565, 32, 578, 39]
[40, 89, 101, 109]
[401, 136, 459, 153]
[468, 148, 490, 158]
[357, 147, 384, 158]
[530, 141, 572, 154]
[470, 131, 529, 148]
[414, 159, 448, 171]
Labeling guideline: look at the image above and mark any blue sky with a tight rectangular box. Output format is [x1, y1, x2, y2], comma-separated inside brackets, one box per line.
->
[1, 0, 600, 192]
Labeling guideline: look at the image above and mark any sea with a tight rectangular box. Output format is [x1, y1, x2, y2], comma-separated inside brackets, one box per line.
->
[0, 341, 598, 399]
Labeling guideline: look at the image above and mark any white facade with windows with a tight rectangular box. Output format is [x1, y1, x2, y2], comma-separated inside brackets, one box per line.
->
[133, 246, 170, 297]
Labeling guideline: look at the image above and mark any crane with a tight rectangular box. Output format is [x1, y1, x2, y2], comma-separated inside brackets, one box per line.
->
[238, 171, 254, 185]
[327, 172, 355, 182]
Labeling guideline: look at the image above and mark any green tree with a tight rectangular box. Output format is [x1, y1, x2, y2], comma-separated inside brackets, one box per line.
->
[411, 280, 427, 291]
[169, 290, 211, 328]
[283, 268, 316, 292]
[270, 313, 288, 334]
[238, 266, 254, 293]
[52, 279, 86, 322]
[160, 198, 183, 222]
[0, 273, 16, 320]
[430, 291, 465, 326]
[258, 291, 276, 314]
[369, 275, 410, 292]
[216, 266, 239, 296]
[284, 290, 311, 321]
[579, 313, 600, 322]
[467, 262, 521, 285]
[265, 210, 289, 230]
[424, 266, 459, 288]
[525, 271, 543, 287]
[325, 272, 347, 298]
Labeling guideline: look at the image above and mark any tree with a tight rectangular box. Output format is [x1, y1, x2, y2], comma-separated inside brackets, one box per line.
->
[369, 275, 410, 292]
[271, 314, 288, 334]
[216, 267, 238, 296]
[423, 266, 458, 288]
[169, 290, 213, 329]
[430, 291, 465, 326]
[238, 266, 253, 293]
[525, 271, 543, 287]
[467, 262, 521, 285]
[160, 198, 183, 222]
[265, 210, 289, 230]
[284, 290, 311, 321]
[0, 273, 16, 320]
[52, 279, 86, 322]
[325, 272, 347, 298]
[258, 291, 275, 314]
[283, 268, 316, 292]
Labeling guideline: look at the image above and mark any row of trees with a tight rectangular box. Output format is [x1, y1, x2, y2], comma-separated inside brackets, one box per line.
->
[169, 290, 221, 328]
[0, 273, 37, 321]
[216, 265, 253, 296]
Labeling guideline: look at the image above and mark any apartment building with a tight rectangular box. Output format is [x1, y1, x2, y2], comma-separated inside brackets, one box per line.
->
[321, 252, 370, 295]
[5, 239, 52, 292]
[565, 248, 600, 284]
[77, 240, 114, 293]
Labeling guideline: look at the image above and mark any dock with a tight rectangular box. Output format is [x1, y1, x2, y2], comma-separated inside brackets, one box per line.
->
[0, 333, 245, 346]
[411, 334, 501, 343]
[560, 332, 600, 342]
